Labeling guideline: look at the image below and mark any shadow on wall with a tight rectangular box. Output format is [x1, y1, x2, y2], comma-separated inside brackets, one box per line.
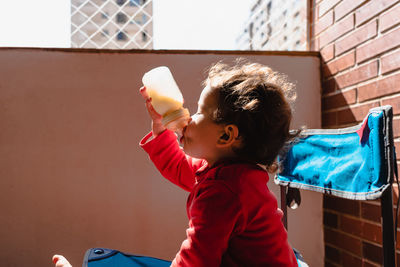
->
[321, 62, 356, 128]
[320, 58, 383, 128]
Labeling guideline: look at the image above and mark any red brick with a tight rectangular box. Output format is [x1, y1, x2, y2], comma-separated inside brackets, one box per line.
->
[312, 4, 318, 22]
[322, 111, 337, 127]
[324, 211, 339, 228]
[319, 0, 341, 17]
[321, 43, 335, 62]
[356, 27, 400, 63]
[381, 48, 400, 74]
[335, 20, 377, 56]
[382, 95, 400, 115]
[325, 244, 341, 262]
[320, 14, 354, 48]
[310, 37, 320, 51]
[362, 241, 383, 264]
[358, 73, 400, 102]
[341, 251, 362, 266]
[363, 261, 379, 267]
[356, 0, 398, 26]
[322, 88, 357, 110]
[361, 222, 382, 244]
[380, 3, 400, 32]
[393, 183, 399, 210]
[398, 230, 400, 250]
[335, 0, 368, 21]
[325, 228, 363, 256]
[336, 60, 378, 89]
[324, 261, 337, 267]
[322, 64, 330, 77]
[322, 78, 337, 94]
[324, 195, 361, 215]
[361, 202, 381, 223]
[325, 50, 355, 76]
[337, 102, 380, 124]
[315, 10, 334, 35]
[340, 215, 362, 236]
[395, 141, 400, 160]
[394, 117, 400, 138]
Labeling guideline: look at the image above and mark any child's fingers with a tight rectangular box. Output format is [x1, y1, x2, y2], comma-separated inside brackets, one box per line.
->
[145, 98, 162, 121]
[52, 255, 72, 267]
[139, 86, 150, 100]
[140, 86, 160, 118]
[52, 255, 59, 264]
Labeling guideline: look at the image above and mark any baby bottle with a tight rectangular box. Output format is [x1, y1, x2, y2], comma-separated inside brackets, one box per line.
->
[142, 66, 190, 133]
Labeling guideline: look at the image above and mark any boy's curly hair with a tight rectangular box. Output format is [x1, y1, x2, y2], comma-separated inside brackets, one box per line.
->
[204, 60, 299, 169]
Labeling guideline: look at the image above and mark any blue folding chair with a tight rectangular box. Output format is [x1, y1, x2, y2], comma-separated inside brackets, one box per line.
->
[275, 105, 398, 266]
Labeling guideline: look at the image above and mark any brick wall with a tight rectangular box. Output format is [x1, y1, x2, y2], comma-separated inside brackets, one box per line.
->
[311, 0, 400, 266]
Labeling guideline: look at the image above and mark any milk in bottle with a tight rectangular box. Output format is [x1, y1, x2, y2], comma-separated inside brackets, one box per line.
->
[142, 66, 190, 133]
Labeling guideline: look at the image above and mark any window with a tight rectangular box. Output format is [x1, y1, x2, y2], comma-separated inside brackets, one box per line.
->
[142, 32, 147, 42]
[116, 12, 127, 24]
[129, 0, 141, 6]
[267, 2, 272, 15]
[116, 31, 127, 41]
[116, 0, 126, 6]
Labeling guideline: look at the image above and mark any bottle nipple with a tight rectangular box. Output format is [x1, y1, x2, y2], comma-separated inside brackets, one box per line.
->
[163, 108, 190, 134]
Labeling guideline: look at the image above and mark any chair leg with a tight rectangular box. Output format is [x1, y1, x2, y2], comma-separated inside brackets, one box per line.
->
[280, 185, 288, 230]
[380, 186, 396, 267]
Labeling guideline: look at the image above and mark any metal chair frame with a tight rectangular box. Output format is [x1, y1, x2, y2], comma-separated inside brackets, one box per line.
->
[278, 106, 397, 266]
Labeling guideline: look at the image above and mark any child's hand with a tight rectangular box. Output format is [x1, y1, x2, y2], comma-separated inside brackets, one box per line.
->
[139, 86, 166, 137]
[52, 255, 72, 267]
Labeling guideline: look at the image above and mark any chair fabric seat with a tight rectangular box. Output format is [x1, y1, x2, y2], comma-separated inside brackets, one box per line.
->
[276, 106, 394, 200]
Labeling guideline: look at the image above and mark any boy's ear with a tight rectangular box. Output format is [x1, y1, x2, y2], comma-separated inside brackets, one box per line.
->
[217, 124, 240, 147]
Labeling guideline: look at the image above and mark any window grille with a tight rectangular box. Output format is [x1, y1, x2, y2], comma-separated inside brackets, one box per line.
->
[71, 0, 153, 49]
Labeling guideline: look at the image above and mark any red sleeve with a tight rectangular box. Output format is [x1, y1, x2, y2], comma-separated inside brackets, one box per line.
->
[140, 130, 206, 192]
[172, 181, 243, 267]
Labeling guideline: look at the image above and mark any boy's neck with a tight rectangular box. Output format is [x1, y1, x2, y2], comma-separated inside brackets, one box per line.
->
[207, 156, 251, 168]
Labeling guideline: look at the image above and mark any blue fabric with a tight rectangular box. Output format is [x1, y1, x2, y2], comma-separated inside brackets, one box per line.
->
[276, 106, 393, 200]
[84, 248, 171, 267]
[84, 248, 307, 266]
[88, 253, 170, 267]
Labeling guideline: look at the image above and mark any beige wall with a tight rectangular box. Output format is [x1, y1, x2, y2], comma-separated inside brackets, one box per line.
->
[0, 48, 321, 266]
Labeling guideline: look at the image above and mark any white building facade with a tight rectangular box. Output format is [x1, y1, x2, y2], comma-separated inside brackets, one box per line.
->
[236, 0, 308, 51]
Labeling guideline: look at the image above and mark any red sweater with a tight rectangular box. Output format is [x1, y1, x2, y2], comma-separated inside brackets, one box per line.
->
[140, 130, 297, 267]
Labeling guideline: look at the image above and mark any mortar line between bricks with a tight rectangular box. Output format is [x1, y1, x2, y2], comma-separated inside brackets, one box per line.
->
[321, 98, 380, 113]
[324, 210, 383, 226]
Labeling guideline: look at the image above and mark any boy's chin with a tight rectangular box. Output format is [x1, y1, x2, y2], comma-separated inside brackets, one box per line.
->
[182, 146, 195, 158]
